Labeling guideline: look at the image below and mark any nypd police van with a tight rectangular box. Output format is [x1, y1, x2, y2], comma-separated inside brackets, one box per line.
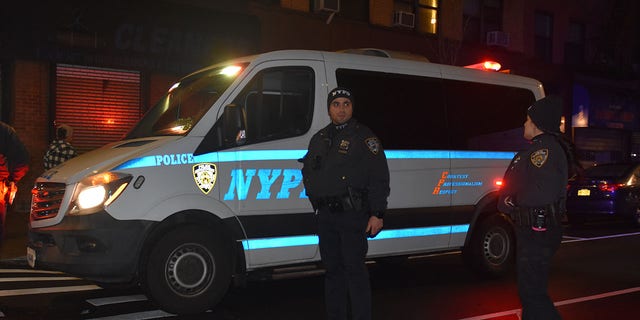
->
[28, 49, 544, 314]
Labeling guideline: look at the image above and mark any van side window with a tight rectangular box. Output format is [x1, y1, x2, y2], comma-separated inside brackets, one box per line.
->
[336, 68, 448, 149]
[444, 79, 535, 151]
[195, 67, 315, 154]
[337, 68, 536, 152]
[233, 67, 314, 144]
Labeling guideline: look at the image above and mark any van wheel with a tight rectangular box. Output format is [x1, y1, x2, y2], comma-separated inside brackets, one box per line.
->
[463, 214, 515, 278]
[143, 225, 232, 315]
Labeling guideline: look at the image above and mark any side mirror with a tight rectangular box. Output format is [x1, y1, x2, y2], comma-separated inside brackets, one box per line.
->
[193, 104, 247, 155]
[222, 104, 246, 145]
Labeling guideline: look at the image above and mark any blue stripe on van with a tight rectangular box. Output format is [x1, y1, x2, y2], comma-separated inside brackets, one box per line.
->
[241, 224, 470, 250]
[114, 150, 514, 170]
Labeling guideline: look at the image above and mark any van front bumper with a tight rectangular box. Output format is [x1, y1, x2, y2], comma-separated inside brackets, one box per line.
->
[27, 211, 154, 284]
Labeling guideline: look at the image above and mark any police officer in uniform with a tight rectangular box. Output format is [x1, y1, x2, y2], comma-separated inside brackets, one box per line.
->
[498, 95, 577, 320]
[1, 121, 29, 243]
[302, 87, 390, 320]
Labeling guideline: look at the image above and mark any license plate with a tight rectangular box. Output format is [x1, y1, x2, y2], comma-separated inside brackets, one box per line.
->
[577, 189, 591, 196]
[27, 247, 36, 268]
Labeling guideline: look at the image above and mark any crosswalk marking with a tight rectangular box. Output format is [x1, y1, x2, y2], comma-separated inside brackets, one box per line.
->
[0, 269, 63, 274]
[0, 284, 101, 297]
[0, 266, 173, 319]
[86, 294, 149, 307]
[86, 310, 175, 320]
[0, 276, 82, 282]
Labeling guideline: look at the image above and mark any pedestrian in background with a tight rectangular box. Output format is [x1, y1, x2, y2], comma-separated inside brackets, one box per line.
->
[0, 121, 29, 243]
[44, 124, 77, 170]
[301, 87, 390, 320]
[498, 95, 578, 320]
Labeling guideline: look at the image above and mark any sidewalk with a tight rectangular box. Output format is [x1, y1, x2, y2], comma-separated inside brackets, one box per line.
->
[0, 208, 29, 260]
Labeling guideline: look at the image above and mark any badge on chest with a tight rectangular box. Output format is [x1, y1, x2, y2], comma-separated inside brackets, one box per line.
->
[338, 139, 350, 154]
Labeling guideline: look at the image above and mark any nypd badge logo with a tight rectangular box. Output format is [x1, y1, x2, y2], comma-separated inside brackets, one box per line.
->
[365, 137, 380, 155]
[193, 163, 217, 194]
[530, 149, 549, 168]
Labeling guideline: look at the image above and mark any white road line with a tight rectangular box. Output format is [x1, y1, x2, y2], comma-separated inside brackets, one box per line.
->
[0, 269, 63, 274]
[562, 231, 640, 243]
[0, 285, 101, 297]
[86, 309, 175, 320]
[561, 235, 586, 240]
[457, 286, 640, 320]
[553, 287, 640, 306]
[86, 294, 149, 307]
[0, 276, 82, 282]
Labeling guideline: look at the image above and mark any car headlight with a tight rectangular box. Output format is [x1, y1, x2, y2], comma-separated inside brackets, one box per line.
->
[68, 172, 132, 215]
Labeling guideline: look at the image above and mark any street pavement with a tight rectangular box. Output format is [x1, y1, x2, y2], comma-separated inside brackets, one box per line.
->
[0, 208, 29, 261]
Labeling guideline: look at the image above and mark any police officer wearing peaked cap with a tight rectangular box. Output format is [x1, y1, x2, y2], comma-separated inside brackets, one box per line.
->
[498, 95, 578, 320]
[301, 87, 390, 320]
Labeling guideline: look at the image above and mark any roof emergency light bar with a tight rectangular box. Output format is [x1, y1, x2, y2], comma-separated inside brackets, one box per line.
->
[464, 61, 502, 72]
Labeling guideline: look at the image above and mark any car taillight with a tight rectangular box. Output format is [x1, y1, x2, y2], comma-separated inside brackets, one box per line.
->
[598, 182, 625, 193]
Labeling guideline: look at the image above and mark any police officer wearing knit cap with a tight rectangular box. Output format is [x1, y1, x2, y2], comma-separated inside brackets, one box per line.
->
[302, 87, 390, 320]
[498, 95, 577, 320]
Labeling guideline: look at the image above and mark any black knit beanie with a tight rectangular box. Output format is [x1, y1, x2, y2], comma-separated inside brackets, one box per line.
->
[327, 87, 354, 109]
[527, 95, 562, 134]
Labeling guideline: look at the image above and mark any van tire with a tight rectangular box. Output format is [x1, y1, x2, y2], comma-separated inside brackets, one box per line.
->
[143, 225, 232, 315]
[463, 214, 515, 278]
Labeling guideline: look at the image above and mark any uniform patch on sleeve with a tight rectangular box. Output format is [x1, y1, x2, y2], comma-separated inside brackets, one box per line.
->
[530, 149, 549, 168]
[365, 137, 380, 155]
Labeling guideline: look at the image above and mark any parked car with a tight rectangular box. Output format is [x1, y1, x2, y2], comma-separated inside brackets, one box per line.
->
[566, 162, 640, 227]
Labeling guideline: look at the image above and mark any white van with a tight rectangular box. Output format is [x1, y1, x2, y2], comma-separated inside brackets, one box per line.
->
[28, 49, 544, 315]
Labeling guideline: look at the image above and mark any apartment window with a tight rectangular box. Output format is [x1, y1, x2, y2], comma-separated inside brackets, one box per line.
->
[463, 0, 503, 43]
[417, 0, 439, 34]
[534, 11, 553, 63]
[565, 21, 586, 65]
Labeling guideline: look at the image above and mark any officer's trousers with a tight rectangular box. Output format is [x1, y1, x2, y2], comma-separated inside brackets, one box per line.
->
[515, 224, 563, 320]
[0, 200, 7, 244]
[317, 209, 371, 320]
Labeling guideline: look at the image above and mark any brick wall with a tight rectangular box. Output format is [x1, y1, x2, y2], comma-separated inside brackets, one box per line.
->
[11, 60, 50, 212]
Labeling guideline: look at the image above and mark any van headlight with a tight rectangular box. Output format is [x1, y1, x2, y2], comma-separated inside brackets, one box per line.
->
[69, 172, 132, 215]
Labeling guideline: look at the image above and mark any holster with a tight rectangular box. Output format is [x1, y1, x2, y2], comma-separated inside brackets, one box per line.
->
[316, 188, 367, 213]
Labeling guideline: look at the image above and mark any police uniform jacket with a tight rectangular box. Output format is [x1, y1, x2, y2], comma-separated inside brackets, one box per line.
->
[498, 133, 568, 214]
[302, 119, 390, 217]
[0, 122, 29, 183]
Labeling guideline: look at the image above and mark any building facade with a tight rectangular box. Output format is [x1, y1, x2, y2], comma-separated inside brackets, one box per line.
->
[1, 0, 639, 209]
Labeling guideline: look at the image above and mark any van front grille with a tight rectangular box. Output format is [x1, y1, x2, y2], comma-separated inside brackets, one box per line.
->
[31, 182, 67, 220]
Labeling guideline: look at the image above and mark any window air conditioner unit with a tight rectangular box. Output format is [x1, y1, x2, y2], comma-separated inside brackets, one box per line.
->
[315, 0, 340, 13]
[393, 11, 415, 28]
[486, 31, 510, 47]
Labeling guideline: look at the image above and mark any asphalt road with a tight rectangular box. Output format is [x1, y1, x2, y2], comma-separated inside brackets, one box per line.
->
[1, 210, 639, 319]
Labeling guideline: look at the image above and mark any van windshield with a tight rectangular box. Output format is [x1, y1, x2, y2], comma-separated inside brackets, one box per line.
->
[126, 64, 246, 139]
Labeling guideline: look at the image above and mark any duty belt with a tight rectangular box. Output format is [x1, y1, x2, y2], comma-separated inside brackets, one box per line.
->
[316, 194, 354, 213]
[510, 203, 563, 227]
[316, 188, 366, 213]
